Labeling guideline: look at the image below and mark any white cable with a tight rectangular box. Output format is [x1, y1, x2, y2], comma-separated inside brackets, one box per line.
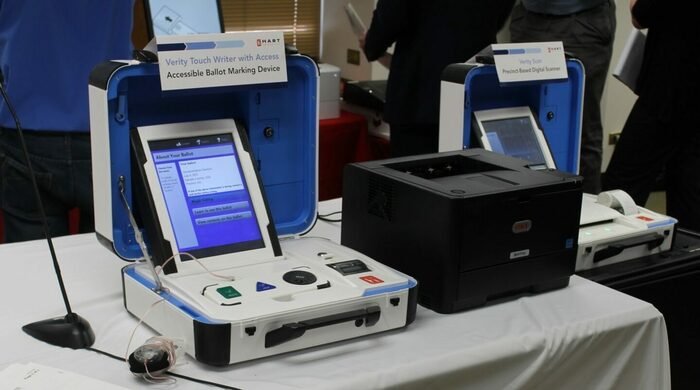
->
[157, 252, 235, 281]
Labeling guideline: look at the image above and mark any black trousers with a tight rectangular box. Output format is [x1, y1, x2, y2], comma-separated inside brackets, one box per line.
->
[603, 100, 700, 231]
[389, 123, 439, 158]
[510, 0, 616, 194]
[0, 128, 94, 243]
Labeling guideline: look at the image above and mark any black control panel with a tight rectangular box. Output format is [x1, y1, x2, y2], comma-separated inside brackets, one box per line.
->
[283, 270, 317, 285]
[327, 260, 370, 276]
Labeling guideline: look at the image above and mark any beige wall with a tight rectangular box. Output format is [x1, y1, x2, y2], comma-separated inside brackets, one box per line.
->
[321, 0, 389, 80]
[601, 1, 637, 171]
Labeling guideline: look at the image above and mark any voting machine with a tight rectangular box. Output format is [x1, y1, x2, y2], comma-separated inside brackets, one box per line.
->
[88, 54, 417, 365]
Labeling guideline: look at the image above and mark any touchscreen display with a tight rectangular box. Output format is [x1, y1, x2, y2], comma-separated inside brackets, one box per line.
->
[482, 117, 547, 167]
[146, 0, 222, 37]
[149, 133, 264, 259]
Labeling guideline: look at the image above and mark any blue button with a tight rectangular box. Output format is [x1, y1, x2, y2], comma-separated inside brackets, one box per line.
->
[565, 238, 574, 249]
[256, 282, 276, 291]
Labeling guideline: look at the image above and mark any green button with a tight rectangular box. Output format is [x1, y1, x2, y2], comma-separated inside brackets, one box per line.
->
[217, 286, 241, 299]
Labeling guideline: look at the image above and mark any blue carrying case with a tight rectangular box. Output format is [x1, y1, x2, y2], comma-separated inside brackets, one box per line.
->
[88, 55, 319, 260]
[439, 58, 584, 174]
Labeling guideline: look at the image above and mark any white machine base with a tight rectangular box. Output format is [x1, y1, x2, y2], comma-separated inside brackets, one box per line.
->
[123, 237, 417, 365]
[577, 191, 676, 271]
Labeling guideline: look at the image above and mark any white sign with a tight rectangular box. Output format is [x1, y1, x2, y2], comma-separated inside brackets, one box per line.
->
[492, 42, 568, 83]
[155, 31, 287, 91]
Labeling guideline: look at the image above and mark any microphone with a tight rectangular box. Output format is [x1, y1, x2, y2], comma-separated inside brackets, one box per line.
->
[0, 68, 95, 348]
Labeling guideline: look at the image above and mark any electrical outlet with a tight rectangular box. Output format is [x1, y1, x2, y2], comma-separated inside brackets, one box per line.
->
[608, 132, 621, 145]
[347, 49, 361, 65]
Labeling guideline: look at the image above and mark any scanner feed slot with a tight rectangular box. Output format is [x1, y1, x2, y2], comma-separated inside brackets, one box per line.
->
[265, 306, 381, 348]
[593, 233, 666, 263]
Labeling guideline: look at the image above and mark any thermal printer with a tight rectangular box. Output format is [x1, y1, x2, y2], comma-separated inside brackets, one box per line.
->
[341, 149, 582, 313]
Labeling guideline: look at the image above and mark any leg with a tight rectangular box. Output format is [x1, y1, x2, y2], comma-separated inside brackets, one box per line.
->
[70, 133, 95, 234]
[509, 3, 544, 44]
[665, 118, 700, 230]
[389, 124, 439, 158]
[511, 1, 616, 193]
[0, 130, 72, 242]
[568, 1, 616, 193]
[0, 151, 70, 242]
[603, 100, 673, 207]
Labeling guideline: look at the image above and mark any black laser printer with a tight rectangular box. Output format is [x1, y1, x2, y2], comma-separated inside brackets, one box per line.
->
[341, 149, 582, 313]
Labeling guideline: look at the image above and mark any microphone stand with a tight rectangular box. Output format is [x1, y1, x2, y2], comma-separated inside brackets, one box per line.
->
[0, 70, 94, 349]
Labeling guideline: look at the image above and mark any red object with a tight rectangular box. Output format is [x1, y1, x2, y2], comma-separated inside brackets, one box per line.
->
[360, 275, 385, 285]
[318, 110, 373, 201]
[368, 135, 390, 160]
[68, 208, 80, 234]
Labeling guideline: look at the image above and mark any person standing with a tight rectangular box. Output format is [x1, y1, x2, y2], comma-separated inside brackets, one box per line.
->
[510, 0, 616, 194]
[0, 1, 134, 242]
[603, 0, 700, 231]
[362, 0, 515, 157]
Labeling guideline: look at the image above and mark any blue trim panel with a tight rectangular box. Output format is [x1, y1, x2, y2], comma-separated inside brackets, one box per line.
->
[124, 266, 220, 325]
[647, 219, 678, 229]
[362, 278, 417, 297]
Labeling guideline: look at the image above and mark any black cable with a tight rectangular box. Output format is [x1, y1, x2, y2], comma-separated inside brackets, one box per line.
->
[299, 213, 318, 236]
[167, 371, 243, 389]
[318, 216, 342, 223]
[87, 346, 123, 361]
[87, 347, 243, 390]
[318, 210, 342, 223]
[300, 211, 342, 236]
[678, 227, 700, 239]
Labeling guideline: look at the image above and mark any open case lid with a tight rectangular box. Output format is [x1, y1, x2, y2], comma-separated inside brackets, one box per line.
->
[89, 55, 318, 260]
[440, 58, 584, 175]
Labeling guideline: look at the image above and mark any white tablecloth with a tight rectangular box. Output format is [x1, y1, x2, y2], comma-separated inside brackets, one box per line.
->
[0, 199, 670, 389]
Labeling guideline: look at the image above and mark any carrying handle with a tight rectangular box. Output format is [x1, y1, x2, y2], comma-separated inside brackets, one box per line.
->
[265, 306, 381, 348]
[593, 233, 666, 263]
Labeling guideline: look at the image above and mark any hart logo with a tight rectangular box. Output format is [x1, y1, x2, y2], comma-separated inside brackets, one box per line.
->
[257, 38, 281, 46]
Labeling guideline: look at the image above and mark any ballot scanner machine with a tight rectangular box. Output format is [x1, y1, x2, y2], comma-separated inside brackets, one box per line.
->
[578, 191, 675, 271]
[88, 55, 417, 366]
[438, 56, 584, 173]
[438, 54, 676, 271]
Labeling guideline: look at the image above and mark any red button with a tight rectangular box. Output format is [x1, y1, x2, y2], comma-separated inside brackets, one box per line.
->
[360, 275, 384, 284]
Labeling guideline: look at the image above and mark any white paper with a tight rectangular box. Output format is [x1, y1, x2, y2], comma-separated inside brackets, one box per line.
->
[156, 31, 288, 91]
[0, 363, 129, 390]
[492, 42, 568, 83]
[613, 29, 646, 93]
[344, 3, 367, 38]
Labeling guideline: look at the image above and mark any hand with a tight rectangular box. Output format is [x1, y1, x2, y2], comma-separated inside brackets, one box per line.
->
[378, 53, 392, 69]
[358, 31, 366, 50]
[630, 0, 642, 28]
